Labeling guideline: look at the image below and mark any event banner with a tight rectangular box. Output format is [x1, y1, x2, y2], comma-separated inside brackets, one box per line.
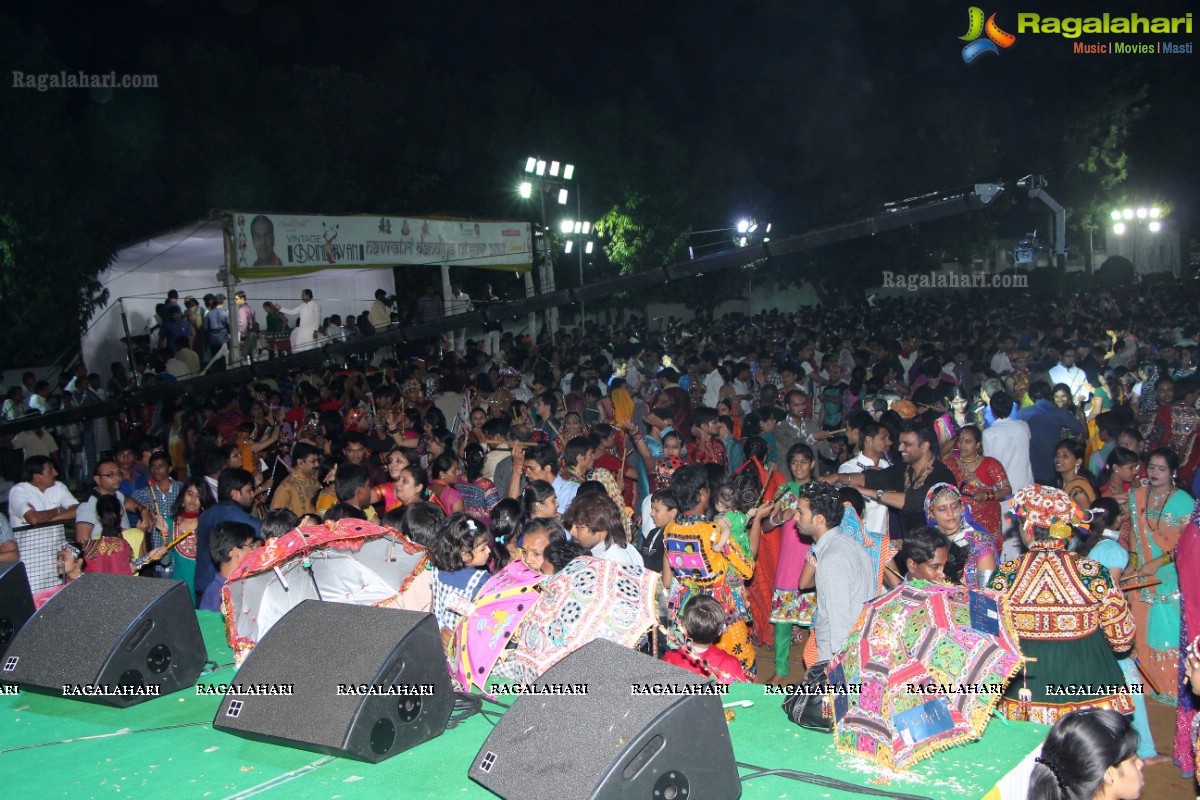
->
[226, 212, 533, 276]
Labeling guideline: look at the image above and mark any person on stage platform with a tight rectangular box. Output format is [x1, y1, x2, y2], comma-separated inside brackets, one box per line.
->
[988, 484, 1136, 725]
[32, 541, 87, 609]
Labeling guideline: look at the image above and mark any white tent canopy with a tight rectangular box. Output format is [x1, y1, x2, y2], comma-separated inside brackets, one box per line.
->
[82, 218, 397, 375]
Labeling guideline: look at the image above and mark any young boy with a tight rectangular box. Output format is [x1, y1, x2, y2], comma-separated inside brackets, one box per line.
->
[663, 595, 748, 683]
[199, 521, 258, 613]
[641, 489, 678, 573]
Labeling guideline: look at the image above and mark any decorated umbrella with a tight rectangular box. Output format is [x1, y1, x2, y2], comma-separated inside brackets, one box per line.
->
[223, 519, 429, 664]
[450, 561, 546, 695]
[828, 580, 1023, 770]
[492, 556, 661, 684]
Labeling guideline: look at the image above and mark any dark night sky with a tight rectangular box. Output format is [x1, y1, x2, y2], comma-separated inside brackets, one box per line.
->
[11, 0, 1200, 231]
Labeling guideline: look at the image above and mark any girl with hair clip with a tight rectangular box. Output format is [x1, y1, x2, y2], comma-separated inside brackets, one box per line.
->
[1028, 708, 1143, 800]
[428, 513, 495, 647]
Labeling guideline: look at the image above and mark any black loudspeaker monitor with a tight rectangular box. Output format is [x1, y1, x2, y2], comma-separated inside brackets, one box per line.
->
[1, 573, 206, 707]
[212, 600, 453, 763]
[470, 639, 742, 800]
[0, 561, 36, 660]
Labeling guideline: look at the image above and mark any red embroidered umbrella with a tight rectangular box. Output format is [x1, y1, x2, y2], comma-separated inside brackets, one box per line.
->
[222, 519, 429, 664]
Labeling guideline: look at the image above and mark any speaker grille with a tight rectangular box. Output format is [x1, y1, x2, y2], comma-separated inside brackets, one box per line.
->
[5, 574, 195, 687]
[0, 562, 35, 657]
[214, 600, 452, 761]
[471, 639, 724, 800]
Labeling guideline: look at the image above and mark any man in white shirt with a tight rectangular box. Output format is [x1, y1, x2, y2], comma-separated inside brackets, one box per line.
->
[279, 289, 322, 353]
[981, 390, 1033, 493]
[1047, 350, 1090, 404]
[700, 351, 723, 408]
[7, 455, 79, 528]
[838, 419, 893, 536]
[990, 336, 1015, 375]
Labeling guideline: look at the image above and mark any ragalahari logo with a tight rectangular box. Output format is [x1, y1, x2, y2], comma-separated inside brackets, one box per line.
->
[960, 8, 1016, 62]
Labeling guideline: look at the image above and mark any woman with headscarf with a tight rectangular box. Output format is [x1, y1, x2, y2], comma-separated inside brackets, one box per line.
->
[988, 485, 1135, 724]
[924, 482, 997, 588]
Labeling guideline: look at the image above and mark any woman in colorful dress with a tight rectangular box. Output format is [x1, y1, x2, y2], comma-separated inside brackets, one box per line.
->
[663, 464, 756, 677]
[1099, 447, 1140, 552]
[1177, 499, 1200, 777]
[1126, 447, 1193, 704]
[428, 453, 466, 514]
[154, 478, 209, 599]
[933, 386, 972, 458]
[988, 485, 1135, 724]
[456, 443, 501, 525]
[924, 482, 997, 588]
[1055, 438, 1098, 512]
[766, 443, 813, 684]
[946, 424, 1009, 545]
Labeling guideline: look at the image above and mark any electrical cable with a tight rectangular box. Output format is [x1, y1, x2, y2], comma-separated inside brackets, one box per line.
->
[0, 721, 210, 754]
[736, 761, 936, 800]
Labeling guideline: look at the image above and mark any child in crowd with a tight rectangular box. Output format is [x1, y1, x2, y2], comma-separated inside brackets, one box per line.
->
[641, 489, 678, 573]
[199, 521, 258, 613]
[428, 513, 494, 644]
[260, 508, 299, 540]
[540, 531, 588, 575]
[663, 595, 748, 683]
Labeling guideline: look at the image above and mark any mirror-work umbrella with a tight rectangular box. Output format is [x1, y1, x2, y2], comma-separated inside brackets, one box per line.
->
[450, 561, 546, 695]
[492, 556, 660, 684]
[223, 519, 429, 664]
[828, 580, 1023, 770]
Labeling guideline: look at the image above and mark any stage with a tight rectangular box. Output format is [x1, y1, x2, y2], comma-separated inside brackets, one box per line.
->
[2, 612, 1047, 799]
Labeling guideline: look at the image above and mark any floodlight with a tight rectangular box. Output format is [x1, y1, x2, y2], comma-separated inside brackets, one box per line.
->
[1112, 222, 1126, 235]
[581, 221, 591, 234]
[1122, 208, 1134, 220]
[564, 240, 574, 253]
[765, 223, 772, 233]
[1110, 210, 1122, 221]
[550, 161, 560, 177]
[748, 223, 758, 233]
[557, 189, 569, 204]
[519, 182, 532, 199]
[535, 160, 546, 176]
[1148, 221, 1162, 233]
[524, 157, 537, 173]
[585, 241, 594, 254]
[563, 164, 574, 180]
[561, 220, 574, 234]
[1150, 207, 1162, 218]
[574, 222, 583, 234]
[736, 219, 750, 234]
[1136, 207, 1148, 219]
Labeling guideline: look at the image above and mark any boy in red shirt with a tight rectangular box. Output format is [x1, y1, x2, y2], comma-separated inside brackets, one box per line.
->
[663, 595, 749, 683]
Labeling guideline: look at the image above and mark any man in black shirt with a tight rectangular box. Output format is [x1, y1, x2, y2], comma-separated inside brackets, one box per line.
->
[823, 420, 955, 535]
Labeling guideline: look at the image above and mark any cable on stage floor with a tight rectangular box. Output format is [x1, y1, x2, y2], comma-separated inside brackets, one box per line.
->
[736, 760, 936, 800]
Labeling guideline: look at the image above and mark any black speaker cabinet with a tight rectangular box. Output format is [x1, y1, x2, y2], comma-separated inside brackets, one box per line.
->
[0, 561, 36, 660]
[470, 639, 741, 800]
[0, 573, 206, 707]
[212, 600, 453, 763]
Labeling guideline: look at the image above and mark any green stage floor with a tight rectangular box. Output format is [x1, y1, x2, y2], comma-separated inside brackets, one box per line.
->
[1, 612, 1047, 799]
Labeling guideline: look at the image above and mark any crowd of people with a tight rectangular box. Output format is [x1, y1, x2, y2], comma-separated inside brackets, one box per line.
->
[3, 277, 1199, 796]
